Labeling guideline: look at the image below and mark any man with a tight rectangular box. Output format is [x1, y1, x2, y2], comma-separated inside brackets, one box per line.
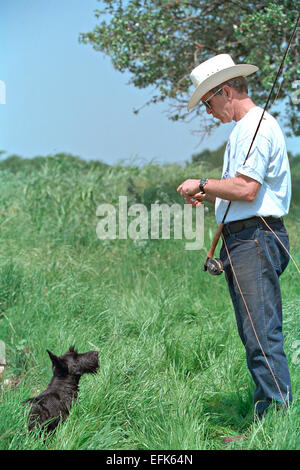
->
[177, 54, 293, 428]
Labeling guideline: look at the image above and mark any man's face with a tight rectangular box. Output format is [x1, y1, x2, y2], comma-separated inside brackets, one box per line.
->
[201, 87, 234, 123]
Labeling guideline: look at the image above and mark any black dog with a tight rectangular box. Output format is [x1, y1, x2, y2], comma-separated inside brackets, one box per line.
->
[23, 346, 99, 433]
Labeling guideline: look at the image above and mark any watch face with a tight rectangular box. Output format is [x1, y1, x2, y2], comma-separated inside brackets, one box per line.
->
[200, 179, 207, 192]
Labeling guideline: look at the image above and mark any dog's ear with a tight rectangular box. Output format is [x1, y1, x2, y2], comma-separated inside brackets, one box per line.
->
[47, 349, 57, 363]
[68, 345, 78, 356]
[47, 350, 67, 373]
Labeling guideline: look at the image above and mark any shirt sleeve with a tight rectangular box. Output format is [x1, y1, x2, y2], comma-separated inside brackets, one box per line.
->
[235, 133, 271, 185]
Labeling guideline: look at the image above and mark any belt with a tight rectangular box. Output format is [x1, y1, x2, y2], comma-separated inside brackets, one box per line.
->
[222, 216, 282, 238]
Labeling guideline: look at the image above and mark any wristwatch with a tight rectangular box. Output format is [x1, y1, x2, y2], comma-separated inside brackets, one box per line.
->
[199, 178, 208, 194]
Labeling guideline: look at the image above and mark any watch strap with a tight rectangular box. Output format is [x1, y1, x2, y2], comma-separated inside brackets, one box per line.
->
[199, 178, 208, 194]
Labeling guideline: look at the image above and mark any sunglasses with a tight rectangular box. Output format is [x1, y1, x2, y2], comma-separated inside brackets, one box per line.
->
[202, 87, 223, 109]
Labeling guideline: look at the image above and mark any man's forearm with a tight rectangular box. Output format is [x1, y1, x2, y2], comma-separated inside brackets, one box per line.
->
[202, 176, 260, 202]
[177, 175, 261, 204]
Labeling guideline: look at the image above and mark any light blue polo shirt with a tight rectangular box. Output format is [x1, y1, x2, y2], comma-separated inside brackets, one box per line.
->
[215, 106, 291, 224]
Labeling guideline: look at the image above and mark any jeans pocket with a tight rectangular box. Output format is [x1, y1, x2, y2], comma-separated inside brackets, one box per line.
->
[264, 230, 289, 271]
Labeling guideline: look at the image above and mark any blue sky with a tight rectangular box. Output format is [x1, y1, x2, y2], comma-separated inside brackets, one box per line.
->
[0, 0, 299, 165]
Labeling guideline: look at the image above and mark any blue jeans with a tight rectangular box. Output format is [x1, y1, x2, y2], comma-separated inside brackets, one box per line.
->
[220, 218, 293, 418]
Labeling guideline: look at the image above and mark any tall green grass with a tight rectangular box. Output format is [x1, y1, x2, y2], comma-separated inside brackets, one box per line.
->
[0, 153, 299, 450]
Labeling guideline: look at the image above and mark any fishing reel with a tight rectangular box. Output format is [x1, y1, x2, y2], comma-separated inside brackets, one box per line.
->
[203, 257, 224, 276]
[202, 222, 225, 276]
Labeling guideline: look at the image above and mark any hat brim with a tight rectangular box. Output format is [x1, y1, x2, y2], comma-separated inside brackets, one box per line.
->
[187, 64, 258, 111]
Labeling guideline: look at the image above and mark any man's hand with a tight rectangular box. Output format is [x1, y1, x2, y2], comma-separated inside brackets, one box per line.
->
[184, 194, 206, 208]
[177, 179, 204, 207]
[177, 179, 216, 206]
[177, 179, 200, 198]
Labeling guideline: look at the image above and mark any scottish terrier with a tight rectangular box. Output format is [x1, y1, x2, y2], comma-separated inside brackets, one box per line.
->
[23, 346, 99, 433]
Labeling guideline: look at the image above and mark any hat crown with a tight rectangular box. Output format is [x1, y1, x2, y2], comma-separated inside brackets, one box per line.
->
[190, 54, 236, 88]
[187, 53, 258, 110]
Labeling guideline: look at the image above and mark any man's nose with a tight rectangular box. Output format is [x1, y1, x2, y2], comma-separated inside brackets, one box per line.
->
[206, 106, 212, 115]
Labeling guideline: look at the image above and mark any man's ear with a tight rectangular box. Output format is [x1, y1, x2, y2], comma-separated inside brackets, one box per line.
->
[222, 85, 233, 99]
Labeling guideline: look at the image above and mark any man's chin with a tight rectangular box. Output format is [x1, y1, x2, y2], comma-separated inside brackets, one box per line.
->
[211, 113, 232, 124]
[220, 115, 233, 124]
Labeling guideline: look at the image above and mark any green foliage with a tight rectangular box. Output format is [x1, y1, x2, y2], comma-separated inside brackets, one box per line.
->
[79, 0, 300, 135]
[0, 151, 299, 450]
[190, 143, 226, 169]
[288, 151, 300, 205]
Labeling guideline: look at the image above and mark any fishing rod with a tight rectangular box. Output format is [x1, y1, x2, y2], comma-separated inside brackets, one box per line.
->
[203, 11, 300, 276]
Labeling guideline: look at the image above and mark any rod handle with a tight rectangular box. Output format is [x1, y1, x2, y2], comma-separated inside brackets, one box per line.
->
[203, 223, 224, 270]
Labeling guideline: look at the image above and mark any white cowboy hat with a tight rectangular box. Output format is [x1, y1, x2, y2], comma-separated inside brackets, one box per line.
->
[188, 54, 258, 111]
